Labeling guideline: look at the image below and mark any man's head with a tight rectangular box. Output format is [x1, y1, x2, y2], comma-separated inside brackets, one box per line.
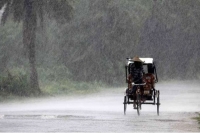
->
[133, 56, 143, 62]
[133, 56, 143, 68]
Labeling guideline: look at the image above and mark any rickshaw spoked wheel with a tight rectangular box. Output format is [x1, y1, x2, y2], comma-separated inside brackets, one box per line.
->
[157, 90, 160, 116]
[124, 96, 127, 115]
[136, 93, 141, 116]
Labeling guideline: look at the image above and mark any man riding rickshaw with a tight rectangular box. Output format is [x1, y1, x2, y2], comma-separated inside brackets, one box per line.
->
[124, 56, 160, 115]
[126, 56, 145, 108]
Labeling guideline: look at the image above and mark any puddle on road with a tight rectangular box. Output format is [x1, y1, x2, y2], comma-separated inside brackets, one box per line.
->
[153, 119, 184, 122]
[0, 114, 93, 120]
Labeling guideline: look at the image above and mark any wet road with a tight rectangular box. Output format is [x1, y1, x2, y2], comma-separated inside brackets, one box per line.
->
[0, 81, 200, 132]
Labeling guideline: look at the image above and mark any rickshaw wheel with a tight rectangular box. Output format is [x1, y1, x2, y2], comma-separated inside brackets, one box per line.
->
[124, 96, 127, 115]
[157, 90, 160, 116]
[136, 93, 141, 116]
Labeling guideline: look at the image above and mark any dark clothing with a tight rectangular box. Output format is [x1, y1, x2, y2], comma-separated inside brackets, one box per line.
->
[127, 63, 144, 95]
[126, 62, 144, 95]
[130, 63, 144, 84]
[132, 85, 137, 94]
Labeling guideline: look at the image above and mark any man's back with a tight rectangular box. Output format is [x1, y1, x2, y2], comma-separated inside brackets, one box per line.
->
[130, 63, 144, 84]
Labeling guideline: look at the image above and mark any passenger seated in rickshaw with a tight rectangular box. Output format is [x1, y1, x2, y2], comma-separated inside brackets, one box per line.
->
[143, 64, 155, 90]
[143, 64, 155, 100]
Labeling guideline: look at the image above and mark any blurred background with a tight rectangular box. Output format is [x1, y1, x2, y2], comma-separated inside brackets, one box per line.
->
[0, 0, 199, 98]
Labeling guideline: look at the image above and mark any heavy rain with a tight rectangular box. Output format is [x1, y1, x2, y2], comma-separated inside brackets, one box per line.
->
[0, 0, 200, 132]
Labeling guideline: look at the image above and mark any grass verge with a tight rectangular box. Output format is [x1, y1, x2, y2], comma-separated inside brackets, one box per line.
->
[40, 80, 105, 96]
[193, 113, 200, 129]
[0, 66, 107, 101]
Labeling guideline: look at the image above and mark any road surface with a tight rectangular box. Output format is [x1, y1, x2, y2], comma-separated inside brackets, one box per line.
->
[0, 81, 199, 132]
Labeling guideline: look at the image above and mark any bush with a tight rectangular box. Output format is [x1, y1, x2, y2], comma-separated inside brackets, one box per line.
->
[0, 66, 105, 98]
[0, 71, 31, 96]
[196, 113, 200, 128]
[38, 66, 101, 95]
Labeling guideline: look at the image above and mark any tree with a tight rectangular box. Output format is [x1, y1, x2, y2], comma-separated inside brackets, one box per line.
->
[58, 0, 154, 84]
[138, 0, 200, 79]
[0, 0, 73, 94]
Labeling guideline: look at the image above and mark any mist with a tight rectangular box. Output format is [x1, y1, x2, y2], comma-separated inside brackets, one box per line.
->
[0, 0, 200, 116]
[0, 79, 200, 132]
[0, 1, 200, 132]
[0, 81, 199, 114]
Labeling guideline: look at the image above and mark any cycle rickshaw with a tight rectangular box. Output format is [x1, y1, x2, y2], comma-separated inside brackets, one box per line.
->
[123, 57, 160, 116]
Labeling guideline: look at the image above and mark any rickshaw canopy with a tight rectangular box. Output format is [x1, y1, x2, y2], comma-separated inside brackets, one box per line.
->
[126, 58, 154, 66]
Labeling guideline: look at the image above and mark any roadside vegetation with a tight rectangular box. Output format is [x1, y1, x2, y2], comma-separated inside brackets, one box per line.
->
[0, 0, 200, 99]
[0, 66, 105, 101]
[195, 113, 200, 128]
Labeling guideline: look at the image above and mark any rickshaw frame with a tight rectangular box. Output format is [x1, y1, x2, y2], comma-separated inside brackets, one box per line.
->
[123, 57, 160, 116]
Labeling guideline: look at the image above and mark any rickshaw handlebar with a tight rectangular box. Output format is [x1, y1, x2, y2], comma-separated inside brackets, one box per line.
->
[131, 83, 146, 86]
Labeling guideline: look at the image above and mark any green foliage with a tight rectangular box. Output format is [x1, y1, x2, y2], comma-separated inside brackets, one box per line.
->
[138, 0, 200, 80]
[1, 0, 74, 24]
[1, 0, 200, 98]
[37, 65, 102, 95]
[61, 0, 200, 82]
[0, 66, 103, 98]
[41, 80, 101, 95]
[0, 70, 31, 96]
[1, 0, 74, 94]
[38, 65, 72, 82]
[46, 0, 73, 24]
[193, 113, 200, 129]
